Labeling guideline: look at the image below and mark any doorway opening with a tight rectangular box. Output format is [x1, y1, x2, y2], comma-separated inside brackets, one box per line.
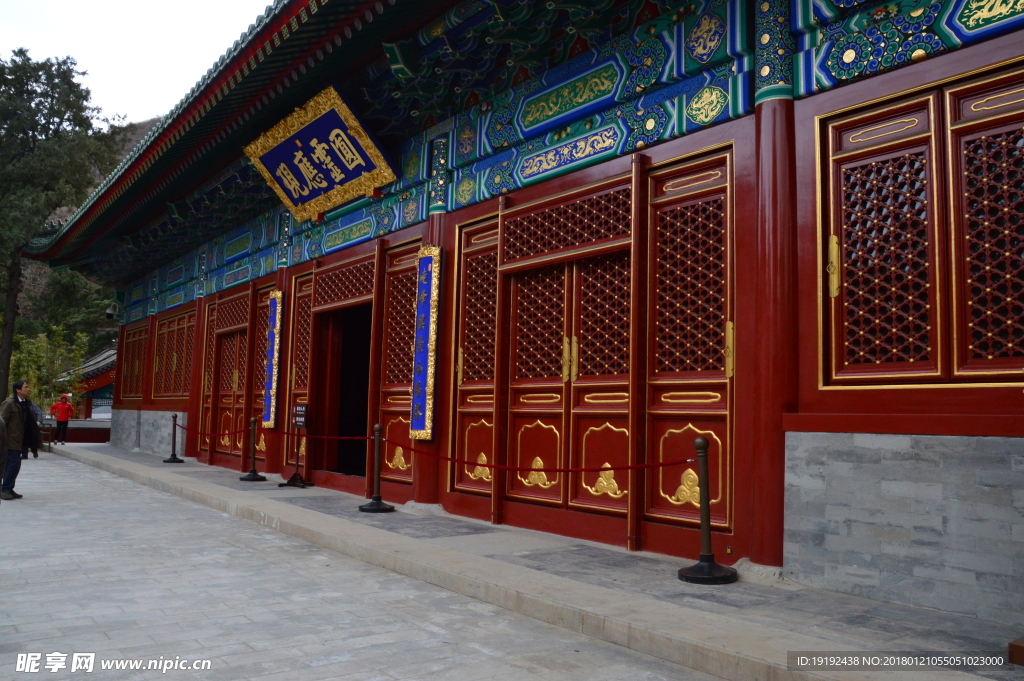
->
[334, 303, 372, 475]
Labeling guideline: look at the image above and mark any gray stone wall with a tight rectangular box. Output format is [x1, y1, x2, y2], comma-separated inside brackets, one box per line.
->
[110, 408, 186, 455]
[110, 408, 138, 450]
[785, 432, 1024, 626]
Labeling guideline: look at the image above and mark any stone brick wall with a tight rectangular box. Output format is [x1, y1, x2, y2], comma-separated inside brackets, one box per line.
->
[784, 432, 1024, 626]
[110, 408, 186, 456]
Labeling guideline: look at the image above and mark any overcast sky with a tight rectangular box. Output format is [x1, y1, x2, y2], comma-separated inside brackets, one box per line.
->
[1, 0, 274, 123]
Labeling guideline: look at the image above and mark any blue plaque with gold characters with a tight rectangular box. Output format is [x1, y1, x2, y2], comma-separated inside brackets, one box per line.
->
[410, 245, 441, 440]
[244, 87, 395, 222]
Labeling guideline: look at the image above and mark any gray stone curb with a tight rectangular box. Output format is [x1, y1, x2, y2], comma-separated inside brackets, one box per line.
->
[52, 445, 981, 681]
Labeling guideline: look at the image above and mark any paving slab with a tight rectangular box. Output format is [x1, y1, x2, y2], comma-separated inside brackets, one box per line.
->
[44, 443, 1024, 681]
[1, 453, 718, 681]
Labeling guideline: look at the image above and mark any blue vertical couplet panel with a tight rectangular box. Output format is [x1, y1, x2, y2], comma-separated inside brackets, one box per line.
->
[261, 291, 283, 428]
[410, 246, 442, 440]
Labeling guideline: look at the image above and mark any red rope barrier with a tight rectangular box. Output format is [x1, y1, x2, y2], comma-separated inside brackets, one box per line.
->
[174, 422, 371, 441]
[283, 431, 372, 441]
[171, 422, 693, 474]
[382, 438, 695, 474]
[174, 423, 249, 438]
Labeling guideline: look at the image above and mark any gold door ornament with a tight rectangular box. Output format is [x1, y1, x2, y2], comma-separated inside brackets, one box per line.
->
[219, 413, 231, 447]
[516, 420, 559, 488]
[582, 463, 627, 499]
[581, 423, 628, 498]
[388, 445, 412, 471]
[467, 453, 493, 482]
[522, 458, 556, 488]
[664, 469, 701, 506]
[385, 417, 412, 471]
[463, 420, 493, 483]
[658, 423, 723, 506]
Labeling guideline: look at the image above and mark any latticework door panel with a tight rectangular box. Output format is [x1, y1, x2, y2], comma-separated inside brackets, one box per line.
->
[578, 253, 631, 377]
[202, 307, 218, 394]
[954, 123, 1024, 374]
[654, 197, 726, 374]
[219, 333, 238, 392]
[515, 266, 566, 380]
[503, 188, 631, 262]
[292, 294, 313, 390]
[829, 147, 941, 381]
[153, 313, 195, 398]
[462, 250, 498, 382]
[384, 270, 418, 385]
[253, 303, 271, 392]
[120, 328, 148, 398]
[314, 260, 375, 308]
[216, 296, 249, 330]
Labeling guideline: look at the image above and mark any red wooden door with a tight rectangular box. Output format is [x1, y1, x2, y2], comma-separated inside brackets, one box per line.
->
[215, 329, 247, 457]
[378, 244, 420, 484]
[508, 251, 632, 511]
[645, 153, 734, 529]
[452, 221, 499, 494]
[508, 264, 570, 505]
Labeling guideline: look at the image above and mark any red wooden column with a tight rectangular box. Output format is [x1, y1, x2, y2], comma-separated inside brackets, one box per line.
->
[240, 282, 259, 472]
[627, 153, 649, 551]
[140, 313, 158, 410]
[365, 238, 388, 495]
[490, 196, 511, 525]
[751, 98, 798, 567]
[412, 212, 444, 504]
[186, 295, 208, 458]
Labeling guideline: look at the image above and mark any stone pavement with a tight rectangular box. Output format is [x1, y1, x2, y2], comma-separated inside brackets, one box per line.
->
[34, 443, 1024, 681]
[0, 453, 720, 681]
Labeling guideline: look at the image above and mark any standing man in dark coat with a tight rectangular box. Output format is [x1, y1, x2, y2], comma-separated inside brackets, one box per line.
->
[1, 380, 38, 500]
[0, 415, 6, 505]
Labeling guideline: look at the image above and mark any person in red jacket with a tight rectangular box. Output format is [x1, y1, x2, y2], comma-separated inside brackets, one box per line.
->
[50, 395, 74, 445]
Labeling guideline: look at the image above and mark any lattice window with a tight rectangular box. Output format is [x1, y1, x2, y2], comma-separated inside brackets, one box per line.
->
[292, 293, 313, 390]
[314, 260, 375, 307]
[178, 324, 195, 395]
[219, 333, 237, 392]
[461, 250, 498, 382]
[515, 266, 565, 379]
[839, 153, 933, 367]
[120, 328, 148, 398]
[153, 313, 195, 398]
[203, 306, 218, 394]
[385, 270, 418, 385]
[655, 197, 726, 373]
[959, 127, 1024, 363]
[153, 329, 169, 395]
[216, 296, 249, 330]
[503, 188, 632, 262]
[253, 303, 270, 395]
[579, 252, 631, 376]
[236, 330, 247, 392]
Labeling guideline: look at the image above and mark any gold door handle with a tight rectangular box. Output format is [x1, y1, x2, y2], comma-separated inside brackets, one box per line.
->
[457, 347, 464, 385]
[561, 337, 570, 382]
[724, 321, 735, 378]
[571, 336, 579, 382]
[827, 234, 840, 299]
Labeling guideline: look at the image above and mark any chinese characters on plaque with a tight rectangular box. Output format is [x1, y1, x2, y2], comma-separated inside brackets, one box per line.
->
[410, 246, 441, 440]
[244, 87, 395, 222]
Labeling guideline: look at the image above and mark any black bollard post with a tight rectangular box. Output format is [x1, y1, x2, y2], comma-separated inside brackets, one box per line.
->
[279, 427, 313, 488]
[163, 414, 185, 463]
[359, 424, 394, 513]
[678, 436, 737, 585]
[240, 417, 267, 481]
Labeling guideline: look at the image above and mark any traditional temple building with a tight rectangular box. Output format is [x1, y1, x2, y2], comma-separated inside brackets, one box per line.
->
[29, 0, 1024, 622]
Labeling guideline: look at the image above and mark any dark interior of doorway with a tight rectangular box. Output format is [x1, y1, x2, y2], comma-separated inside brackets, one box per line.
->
[335, 303, 372, 476]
